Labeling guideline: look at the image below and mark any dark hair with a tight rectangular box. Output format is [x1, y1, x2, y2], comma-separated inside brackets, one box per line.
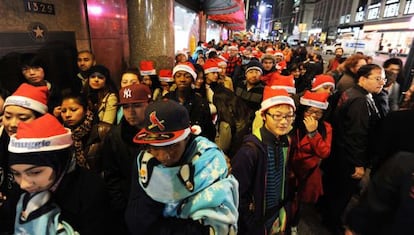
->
[61, 92, 89, 111]
[82, 65, 118, 112]
[140, 74, 161, 92]
[77, 50, 95, 61]
[20, 53, 47, 71]
[288, 63, 300, 72]
[356, 64, 382, 82]
[0, 87, 10, 101]
[122, 67, 140, 77]
[383, 58, 403, 69]
[294, 105, 327, 139]
[20, 53, 49, 82]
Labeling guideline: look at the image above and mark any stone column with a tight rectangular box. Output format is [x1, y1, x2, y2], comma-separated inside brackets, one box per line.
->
[199, 11, 207, 42]
[128, 0, 174, 70]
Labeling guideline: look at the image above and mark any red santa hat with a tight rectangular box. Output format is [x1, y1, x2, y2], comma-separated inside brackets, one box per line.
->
[4, 83, 48, 114]
[269, 73, 296, 94]
[139, 60, 156, 76]
[265, 47, 275, 54]
[228, 45, 238, 51]
[172, 62, 197, 80]
[203, 59, 220, 74]
[8, 113, 72, 154]
[158, 69, 174, 82]
[260, 87, 296, 113]
[300, 90, 330, 110]
[176, 50, 188, 60]
[311, 74, 335, 91]
[274, 51, 284, 59]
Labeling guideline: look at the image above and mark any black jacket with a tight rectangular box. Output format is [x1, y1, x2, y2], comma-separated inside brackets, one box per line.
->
[333, 85, 382, 175]
[0, 133, 21, 234]
[55, 167, 115, 235]
[346, 152, 414, 235]
[165, 90, 216, 141]
[102, 118, 142, 215]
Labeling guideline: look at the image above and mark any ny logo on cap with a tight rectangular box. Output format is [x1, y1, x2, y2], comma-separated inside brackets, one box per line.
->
[123, 88, 132, 99]
[148, 111, 165, 130]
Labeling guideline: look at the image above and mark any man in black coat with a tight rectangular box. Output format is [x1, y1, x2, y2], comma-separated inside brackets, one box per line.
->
[323, 64, 386, 233]
[102, 84, 152, 233]
[164, 62, 216, 141]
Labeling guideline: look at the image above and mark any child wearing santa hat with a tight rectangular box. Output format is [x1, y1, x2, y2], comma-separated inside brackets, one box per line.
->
[8, 113, 113, 234]
[0, 83, 50, 233]
[289, 91, 332, 234]
[232, 87, 296, 235]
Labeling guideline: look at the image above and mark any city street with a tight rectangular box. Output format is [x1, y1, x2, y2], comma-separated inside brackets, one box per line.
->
[321, 52, 407, 69]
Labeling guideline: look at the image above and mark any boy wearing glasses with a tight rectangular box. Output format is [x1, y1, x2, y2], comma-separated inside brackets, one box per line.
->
[232, 87, 296, 235]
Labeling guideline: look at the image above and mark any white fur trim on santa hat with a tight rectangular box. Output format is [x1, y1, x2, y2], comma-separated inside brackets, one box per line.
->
[173, 64, 197, 80]
[204, 67, 220, 74]
[311, 81, 335, 91]
[260, 96, 295, 113]
[270, 85, 296, 94]
[275, 52, 284, 57]
[4, 95, 48, 114]
[300, 97, 329, 110]
[8, 129, 73, 153]
[159, 76, 174, 82]
[140, 69, 157, 76]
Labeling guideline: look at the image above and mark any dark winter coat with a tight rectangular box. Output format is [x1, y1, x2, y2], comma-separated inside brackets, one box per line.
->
[54, 166, 114, 234]
[231, 127, 290, 235]
[164, 90, 216, 141]
[102, 118, 142, 216]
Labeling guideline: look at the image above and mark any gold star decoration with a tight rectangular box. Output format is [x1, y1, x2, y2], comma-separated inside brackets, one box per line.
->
[33, 26, 44, 38]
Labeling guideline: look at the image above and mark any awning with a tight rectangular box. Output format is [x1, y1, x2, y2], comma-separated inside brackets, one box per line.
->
[204, 0, 241, 15]
[206, 0, 246, 31]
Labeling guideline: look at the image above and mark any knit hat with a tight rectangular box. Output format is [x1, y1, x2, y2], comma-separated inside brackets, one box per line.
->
[140, 60, 157, 76]
[8, 114, 73, 192]
[311, 74, 335, 91]
[245, 60, 263, 75]
[134, 99, 200, 146]
[4, 83, 48, 114]
[260, 86, 296, 113]
[88, 65, 110, 79]
[269, 73, 296, 94]
[159, 69, 174, 82]
[300, 90, 330, 110]
[203, 59, 220, 74]
[117, 84, 152, 105]
[172, 62, 197, 80]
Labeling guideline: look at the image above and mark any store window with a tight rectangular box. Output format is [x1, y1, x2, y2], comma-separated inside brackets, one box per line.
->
[174, 4, 198, 54]
[405, 0, 414, 14]
[384, 0, 400, 18]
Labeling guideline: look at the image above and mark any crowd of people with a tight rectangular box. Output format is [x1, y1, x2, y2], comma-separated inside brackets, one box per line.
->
[0, 38, 413, 235]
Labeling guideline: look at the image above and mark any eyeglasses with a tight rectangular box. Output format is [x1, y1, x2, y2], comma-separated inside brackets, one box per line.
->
[266, 112, 295, 122]
[305, 109, 324, 117]
[367, 76, 387, 83]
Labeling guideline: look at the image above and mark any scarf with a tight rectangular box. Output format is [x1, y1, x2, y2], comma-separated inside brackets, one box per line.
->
[70, 110, 94, 168]
[138, 136, 239, 234]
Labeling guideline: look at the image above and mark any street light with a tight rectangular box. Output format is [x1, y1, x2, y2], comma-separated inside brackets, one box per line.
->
[259, 5, 266, 13]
